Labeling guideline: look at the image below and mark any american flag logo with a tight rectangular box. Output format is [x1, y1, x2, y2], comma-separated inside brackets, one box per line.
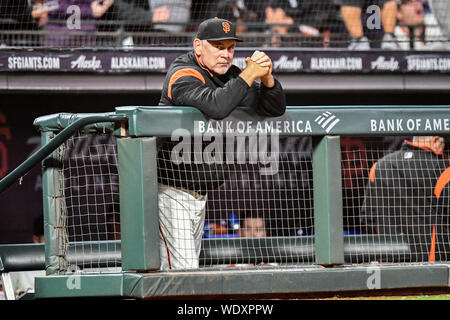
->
[314, 111, 341, 133]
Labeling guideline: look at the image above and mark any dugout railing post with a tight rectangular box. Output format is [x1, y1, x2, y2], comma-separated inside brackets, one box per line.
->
[117, 137, 161, 271]
[312, 136, 345, 266]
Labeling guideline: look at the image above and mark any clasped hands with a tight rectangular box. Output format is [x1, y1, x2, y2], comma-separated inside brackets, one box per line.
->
[240, 51, 275, 88]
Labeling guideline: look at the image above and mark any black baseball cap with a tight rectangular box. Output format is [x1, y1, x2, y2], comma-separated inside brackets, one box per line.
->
[196, 17, 243, 42]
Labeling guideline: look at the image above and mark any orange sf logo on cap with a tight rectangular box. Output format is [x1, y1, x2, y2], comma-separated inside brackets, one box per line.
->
[222, 22, 231, 34]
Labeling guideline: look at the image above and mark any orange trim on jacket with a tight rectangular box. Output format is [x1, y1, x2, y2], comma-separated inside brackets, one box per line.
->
[168, 68, 206, 99]
[369, 162, 377, 183]
[428, 224, 436, 263]
[434, 167, 450, 199]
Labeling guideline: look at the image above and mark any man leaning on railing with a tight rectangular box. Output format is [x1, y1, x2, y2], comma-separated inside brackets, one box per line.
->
[157, 17, 286, 270]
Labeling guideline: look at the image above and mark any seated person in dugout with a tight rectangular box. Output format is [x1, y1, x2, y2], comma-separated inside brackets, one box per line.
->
[360, 136, 450, 262]
[157, 17, 286, 271]
[239, 216, 267, 238]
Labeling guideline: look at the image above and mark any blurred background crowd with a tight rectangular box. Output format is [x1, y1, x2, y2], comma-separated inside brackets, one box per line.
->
[0, 0, 449, 49]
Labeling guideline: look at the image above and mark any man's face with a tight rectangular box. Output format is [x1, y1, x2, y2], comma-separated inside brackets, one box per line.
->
[195, 39, 236, 75]
[240, 218, 266, 238]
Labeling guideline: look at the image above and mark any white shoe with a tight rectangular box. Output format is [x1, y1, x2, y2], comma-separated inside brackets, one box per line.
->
[348, 36, 371, 50]
[122, 36, 134, 47]
[381, 33, 402, 50]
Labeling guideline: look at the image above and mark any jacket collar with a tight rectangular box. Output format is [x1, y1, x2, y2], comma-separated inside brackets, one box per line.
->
[190, 51, 214, 78]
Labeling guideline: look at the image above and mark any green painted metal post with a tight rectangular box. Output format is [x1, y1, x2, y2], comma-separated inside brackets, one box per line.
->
[41, 132, 66, 275]
[117, 137, 160, 271]
[312, 135, 344, 266]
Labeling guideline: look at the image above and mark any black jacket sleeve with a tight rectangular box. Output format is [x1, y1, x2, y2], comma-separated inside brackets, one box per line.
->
[252, 78, 286, 117]
[170, 71, 286, 120]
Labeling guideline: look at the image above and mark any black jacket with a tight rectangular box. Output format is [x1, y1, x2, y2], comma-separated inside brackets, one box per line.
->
[159, 50, 286, 120]
[361, 140, 450, 262]
[157, 50, 286, 194]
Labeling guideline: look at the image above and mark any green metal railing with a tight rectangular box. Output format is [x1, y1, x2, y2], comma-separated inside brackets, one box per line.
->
[115, 105, 450, 267]
[3, 105, 450, 299]
[0, 113, 127, 194]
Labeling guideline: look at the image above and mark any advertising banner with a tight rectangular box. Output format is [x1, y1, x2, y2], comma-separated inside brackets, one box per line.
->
[1, 48, 450, 73]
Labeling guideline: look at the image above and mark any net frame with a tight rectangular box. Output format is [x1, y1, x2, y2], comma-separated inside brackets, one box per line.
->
[60, 131, 121, 273]
[156, 135, 315, 269]
[42, 123, 122, 275]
